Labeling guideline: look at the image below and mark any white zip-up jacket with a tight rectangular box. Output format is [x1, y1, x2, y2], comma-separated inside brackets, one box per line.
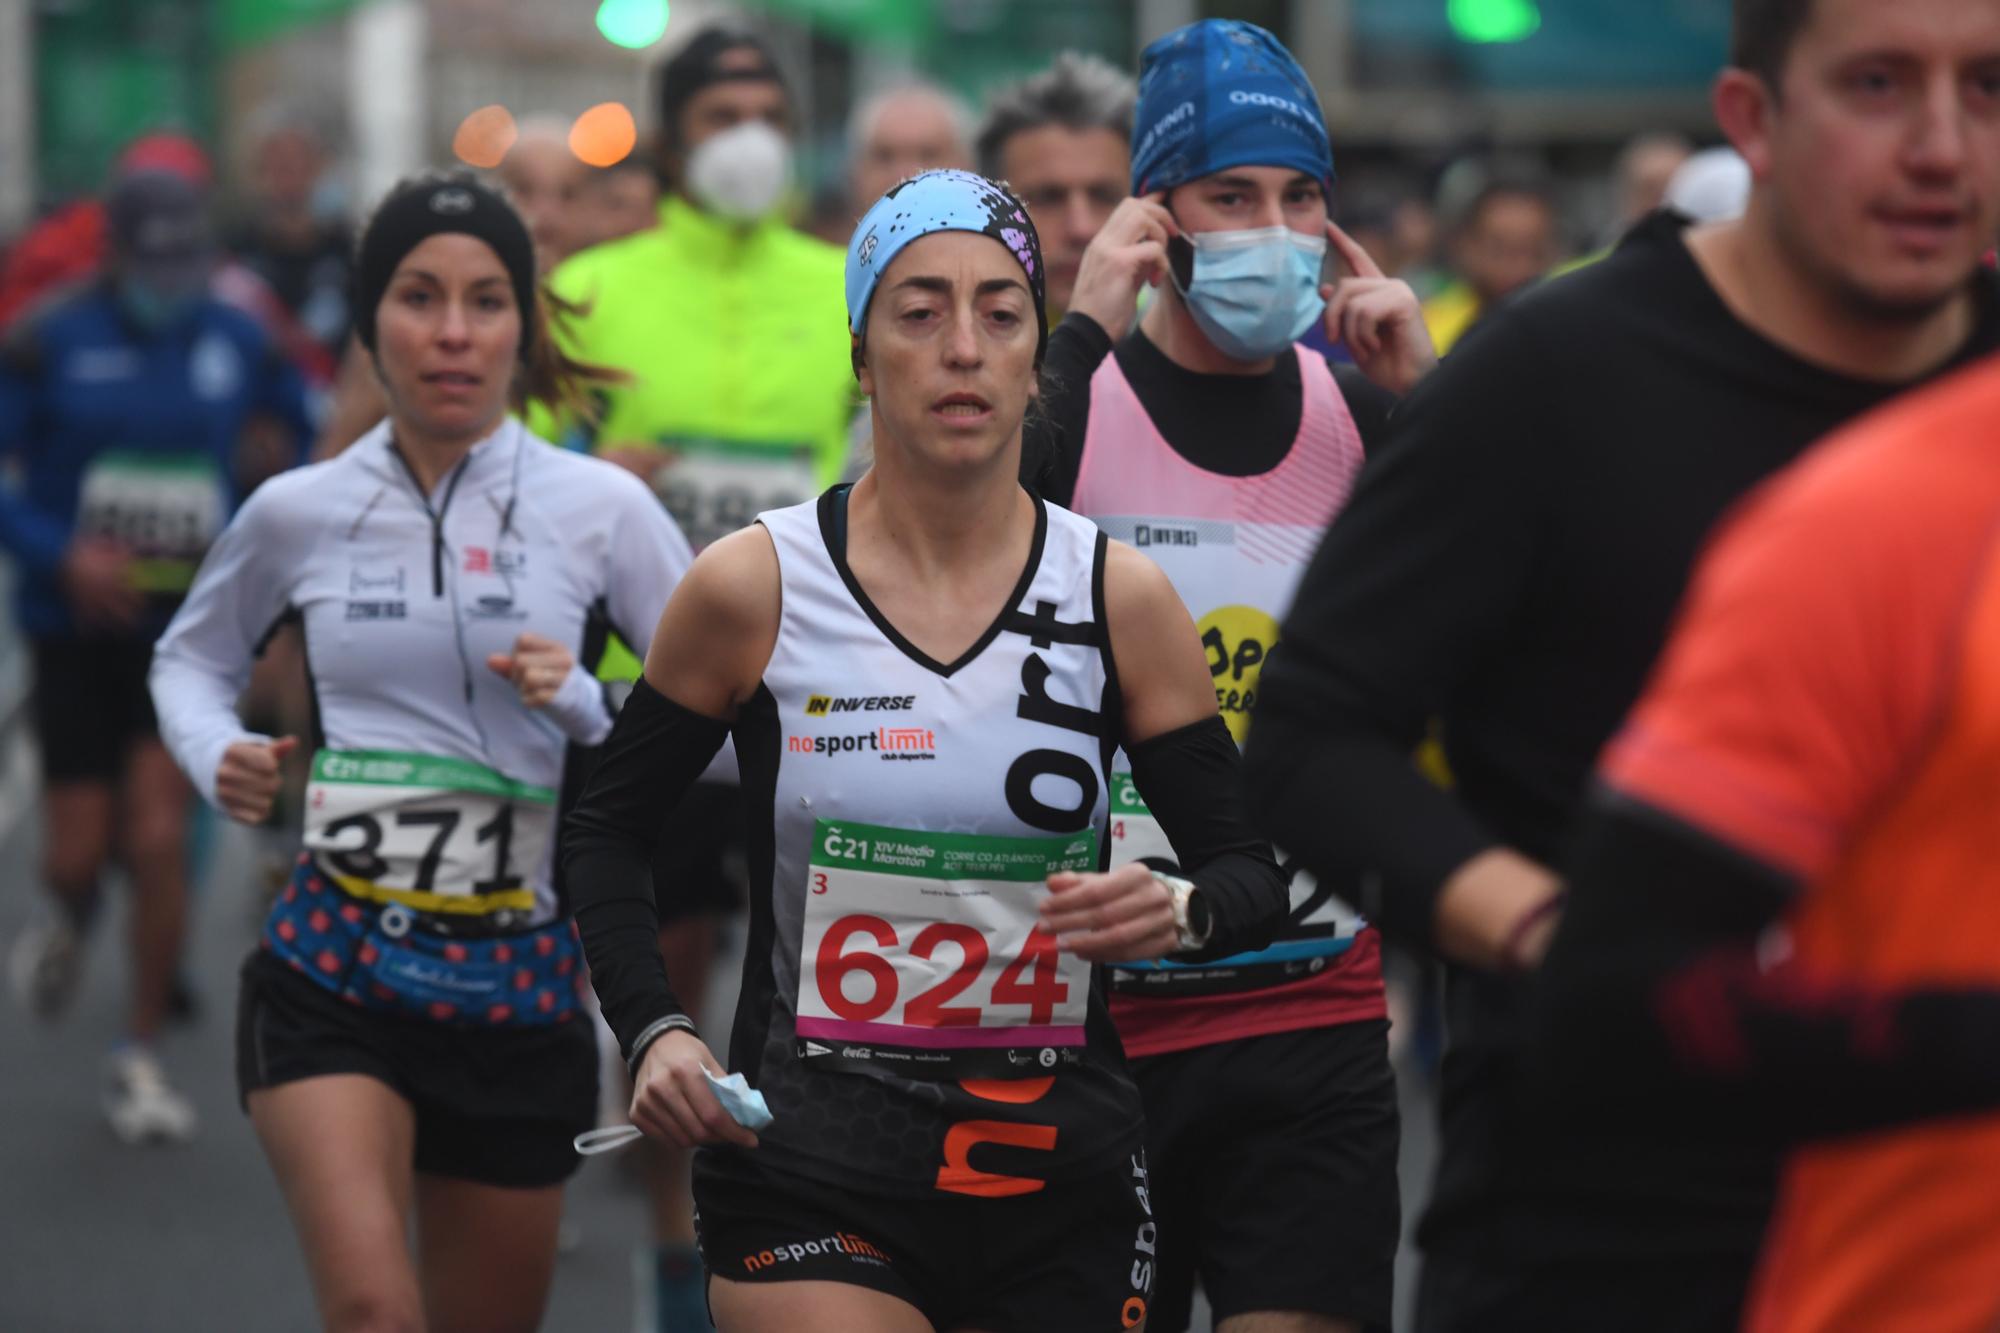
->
[151, 418, 693, 923]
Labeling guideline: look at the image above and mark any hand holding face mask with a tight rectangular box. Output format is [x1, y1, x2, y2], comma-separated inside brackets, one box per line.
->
[1319, 222, 1438, 397]
[1066, 193, 1178, 342]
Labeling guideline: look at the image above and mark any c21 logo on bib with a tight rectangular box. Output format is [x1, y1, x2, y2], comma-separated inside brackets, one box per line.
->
[1198, 605, 1280, 744]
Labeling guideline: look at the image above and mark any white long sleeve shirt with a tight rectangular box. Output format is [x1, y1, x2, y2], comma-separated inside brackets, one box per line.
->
[151, 418, 693, 923]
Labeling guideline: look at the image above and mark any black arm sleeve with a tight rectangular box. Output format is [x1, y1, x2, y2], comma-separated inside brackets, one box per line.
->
[561, 678, 729, 1061]
[1241, 318, 1555, 950]
[1527, 793, 2000, 1145]
[1126, 714, 1289, 960]
[1021, 312, 1115, 507]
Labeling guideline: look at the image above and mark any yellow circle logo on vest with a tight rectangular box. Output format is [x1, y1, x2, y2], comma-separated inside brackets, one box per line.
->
[1198, 604, 1281, 743]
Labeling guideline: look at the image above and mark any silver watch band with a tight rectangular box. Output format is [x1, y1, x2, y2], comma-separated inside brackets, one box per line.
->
[1157, 872, 1210, 952]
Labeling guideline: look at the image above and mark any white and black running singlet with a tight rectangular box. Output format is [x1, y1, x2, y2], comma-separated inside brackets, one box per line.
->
[719, 489, 1144, 1198]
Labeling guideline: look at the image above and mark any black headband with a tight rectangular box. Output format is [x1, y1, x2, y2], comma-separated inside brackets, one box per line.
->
[352, 175, 537, 360]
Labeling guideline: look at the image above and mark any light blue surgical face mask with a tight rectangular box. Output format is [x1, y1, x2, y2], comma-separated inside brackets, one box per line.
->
[1171, 225, 1328, 362]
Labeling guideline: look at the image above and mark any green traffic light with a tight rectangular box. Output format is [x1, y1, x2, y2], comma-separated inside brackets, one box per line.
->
[597, 0, 669, 49]
[1449, 0, 1541, 44]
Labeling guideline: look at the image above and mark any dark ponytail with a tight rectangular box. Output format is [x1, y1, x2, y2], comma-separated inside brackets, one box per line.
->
[516, 286, 625, 424]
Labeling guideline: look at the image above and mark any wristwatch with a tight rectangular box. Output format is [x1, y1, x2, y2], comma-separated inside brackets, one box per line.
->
[1158, 873, 1213, 952]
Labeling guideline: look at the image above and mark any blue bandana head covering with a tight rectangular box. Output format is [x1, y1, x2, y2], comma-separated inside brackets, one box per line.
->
[1130, 19, 1333, 197]
[846, 169, 1047, 371]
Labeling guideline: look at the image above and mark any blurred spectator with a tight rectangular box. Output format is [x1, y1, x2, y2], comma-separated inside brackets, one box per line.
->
[1423, 165, 1562, 354]
[1391, 196, 1447, 296]
[1664, 146, 1753, 224]
[0, 134, 214, 329]
[576, 144, 660, 252]
[0, 134, 335, 387]
[845, 82, 972, 218]
[976, 52, 1135, 321]
[227, 111, 353, 367]
[496, 117, 590, 273]
[1609, 131, 1693, 235]
[1, 168, 312, 1149]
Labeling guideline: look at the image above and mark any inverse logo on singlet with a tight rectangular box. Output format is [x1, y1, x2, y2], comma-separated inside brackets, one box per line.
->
[803, 692, 917, 716]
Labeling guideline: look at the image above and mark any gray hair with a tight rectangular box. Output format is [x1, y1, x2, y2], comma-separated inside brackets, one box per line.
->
[847, 81, 975, 160]
[975, 52, 1136, 180]
[245, 102, 337, 152]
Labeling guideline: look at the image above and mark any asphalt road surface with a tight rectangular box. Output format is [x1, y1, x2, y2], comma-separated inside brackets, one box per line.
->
[0, 798, 658, 1332]
[0, 714, 1435, 1333]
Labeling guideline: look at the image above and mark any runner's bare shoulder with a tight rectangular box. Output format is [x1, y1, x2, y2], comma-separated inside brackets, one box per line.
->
[642, 524, 783, 714]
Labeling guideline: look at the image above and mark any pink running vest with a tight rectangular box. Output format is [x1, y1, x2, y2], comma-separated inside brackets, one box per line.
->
[1071, 345, 1386, 1056]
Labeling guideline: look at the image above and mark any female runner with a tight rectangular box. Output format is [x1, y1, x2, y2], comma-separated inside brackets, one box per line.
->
[151, 172, 693, 1332]
[566, 169, 1288, 1332]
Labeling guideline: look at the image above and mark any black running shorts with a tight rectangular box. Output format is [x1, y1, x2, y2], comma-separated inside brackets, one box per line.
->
[693, 1143, 1159, 1332]
[1135, 1020, 1400, 1332]
[31, 636, 160, 784]
[235, 951, 597, 1189]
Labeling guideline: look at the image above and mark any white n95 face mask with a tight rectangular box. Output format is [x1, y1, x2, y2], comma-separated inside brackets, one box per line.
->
[684, 120, 793, 223]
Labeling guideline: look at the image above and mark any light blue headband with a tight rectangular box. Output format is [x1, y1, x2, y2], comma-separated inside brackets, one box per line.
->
[845, 169, 1047, 365]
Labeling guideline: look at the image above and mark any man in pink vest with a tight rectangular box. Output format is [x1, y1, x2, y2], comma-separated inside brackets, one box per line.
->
[1021, 19, 1436, 1333]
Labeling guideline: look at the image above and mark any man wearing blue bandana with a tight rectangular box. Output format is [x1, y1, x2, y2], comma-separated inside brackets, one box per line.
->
[1021, 19, 1436, 1333]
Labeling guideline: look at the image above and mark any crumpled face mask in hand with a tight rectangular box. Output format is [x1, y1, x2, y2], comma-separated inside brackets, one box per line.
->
[1172, 224, 1328, 361]
[572, 1068, 775, 1155]
[684, 120, 793, 222]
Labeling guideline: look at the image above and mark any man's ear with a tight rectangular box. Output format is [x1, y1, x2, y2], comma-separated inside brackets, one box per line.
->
[1713, 67, 1778, 182]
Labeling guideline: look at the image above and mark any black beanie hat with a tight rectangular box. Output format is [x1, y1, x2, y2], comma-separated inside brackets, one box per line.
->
[352, 173, 537, 360]
[654, 25, 788, 149]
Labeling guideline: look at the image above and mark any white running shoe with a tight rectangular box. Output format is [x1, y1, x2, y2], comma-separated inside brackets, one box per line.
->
[9, 912, 84, 1020]
[103, 1046, 198, 1146]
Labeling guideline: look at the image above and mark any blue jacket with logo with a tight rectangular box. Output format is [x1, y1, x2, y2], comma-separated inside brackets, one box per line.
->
[0, 281, 314, 637]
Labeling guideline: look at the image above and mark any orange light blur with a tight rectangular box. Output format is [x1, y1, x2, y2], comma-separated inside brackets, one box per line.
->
[452, 105, 518, 169]
[569, 103, 638, 168]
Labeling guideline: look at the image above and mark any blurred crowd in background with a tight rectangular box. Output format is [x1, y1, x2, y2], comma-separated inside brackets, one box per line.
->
[0, 0, 1749, 420]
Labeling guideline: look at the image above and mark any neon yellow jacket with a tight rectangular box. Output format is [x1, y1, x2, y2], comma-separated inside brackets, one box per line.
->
[539, 195, 854, 679]
[538, 195, 854, 493]
[1420, 282, 1483, 356]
